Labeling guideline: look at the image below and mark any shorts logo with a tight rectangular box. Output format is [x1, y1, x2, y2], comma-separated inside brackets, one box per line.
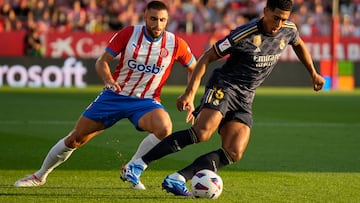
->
[205, 88, 224, 106]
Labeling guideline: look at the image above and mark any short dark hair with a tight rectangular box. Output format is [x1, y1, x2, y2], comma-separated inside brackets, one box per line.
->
[146, 1, 168, 11]
[266, 0, 293, 11]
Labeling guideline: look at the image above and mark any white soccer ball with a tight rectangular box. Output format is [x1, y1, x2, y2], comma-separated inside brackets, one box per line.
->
[191, 169, 223, 199]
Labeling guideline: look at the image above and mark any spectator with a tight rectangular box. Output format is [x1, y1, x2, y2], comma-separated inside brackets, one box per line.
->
[31, 0, 46, 21]
[3, 8, 23, 31]
[86, 13, 107, 33]
[340, 14, 355, 36]
[24, 26, 43, 57]
[166, 0, 184, 33]
[67, 0, 87, 31]
[13, 0, 30, 22]
[299, 15, 316, 36]
[51, 5, 70, 32]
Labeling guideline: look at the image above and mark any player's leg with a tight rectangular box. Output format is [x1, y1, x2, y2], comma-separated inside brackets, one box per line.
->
[163, 120, 251, 196]
[133, 86, 228, 168]
[142, 108, 222, 165]
[177, 120, 251, 180]
[14, 116, 105, 187]
[129, 108, 172, 162]
[124, 108, 222, 195]
[219, 121, 251, 162]
[121, 108, 172, 189]
[37, 116, 105, 179]
[13, 89, 116, 187]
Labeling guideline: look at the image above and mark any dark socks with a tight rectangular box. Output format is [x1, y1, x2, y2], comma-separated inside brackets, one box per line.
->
[178, 148, 234, 181]
[142, 128, 198, 165]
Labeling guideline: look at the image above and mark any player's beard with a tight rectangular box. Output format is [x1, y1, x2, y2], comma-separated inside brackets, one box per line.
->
[146, 26, 164, 39]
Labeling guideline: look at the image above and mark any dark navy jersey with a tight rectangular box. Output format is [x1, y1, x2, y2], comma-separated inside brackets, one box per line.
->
[211, 18, 299, 103]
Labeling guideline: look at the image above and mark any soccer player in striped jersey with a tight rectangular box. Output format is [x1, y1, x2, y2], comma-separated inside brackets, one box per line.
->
[123, 0, 325, 196]
[14, 1, 196, 190]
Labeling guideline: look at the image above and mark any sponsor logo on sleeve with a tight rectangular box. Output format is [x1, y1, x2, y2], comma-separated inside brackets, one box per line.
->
[218, 39, 231, 52]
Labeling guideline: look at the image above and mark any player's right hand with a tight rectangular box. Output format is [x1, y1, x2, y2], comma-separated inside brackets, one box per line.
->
[176, 93, 195, 124]
[104, 81, 126, 93]
[312, 73, 325, 91]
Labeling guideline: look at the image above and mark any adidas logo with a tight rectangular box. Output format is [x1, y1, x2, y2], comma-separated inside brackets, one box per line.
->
[254, 47, 261, 52]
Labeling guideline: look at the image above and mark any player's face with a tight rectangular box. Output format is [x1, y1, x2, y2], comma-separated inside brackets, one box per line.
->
[144, 8, 168, 39]
[263, 7, 291, 35]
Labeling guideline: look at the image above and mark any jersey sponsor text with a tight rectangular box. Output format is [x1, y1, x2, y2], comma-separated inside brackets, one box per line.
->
[127, 59, 163, 74]
[253, 54, 281, 67]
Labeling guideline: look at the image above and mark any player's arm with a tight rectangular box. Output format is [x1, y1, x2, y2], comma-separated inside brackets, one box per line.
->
[291, 38, 325, 91]
[181, 57, 197, 123]
[176, 37, 197, 84]
[95, 51, 122, 92]
[177, 46, 220, 112]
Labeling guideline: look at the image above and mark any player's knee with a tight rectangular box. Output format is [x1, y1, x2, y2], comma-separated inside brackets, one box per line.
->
[65, 135, 86, 149]
[193, 126, 215, 142]
[194, 130, 212, 142]
[231, 151, 244, 162]
[65, 137, 79, 148]
[155, 129, 171, 140]
[223, 147, 244, 162]
[153, 122, 172, 140]
[197, 132, 211, 142]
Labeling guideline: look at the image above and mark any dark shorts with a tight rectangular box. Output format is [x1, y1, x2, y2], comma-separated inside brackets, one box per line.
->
[82, 89, 164, 129]
[193, 83, 253, 129]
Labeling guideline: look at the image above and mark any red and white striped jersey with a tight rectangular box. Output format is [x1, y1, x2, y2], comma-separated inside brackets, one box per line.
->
[106, 25, 195, 101]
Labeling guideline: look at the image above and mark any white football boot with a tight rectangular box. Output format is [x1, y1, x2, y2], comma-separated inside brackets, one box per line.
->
[14, 174, 46, 187]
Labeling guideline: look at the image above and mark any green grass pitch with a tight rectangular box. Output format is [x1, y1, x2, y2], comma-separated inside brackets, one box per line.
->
[0, 86, 359, 202]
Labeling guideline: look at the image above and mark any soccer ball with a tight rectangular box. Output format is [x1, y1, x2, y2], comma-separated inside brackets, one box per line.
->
[191, 169, 223, 199]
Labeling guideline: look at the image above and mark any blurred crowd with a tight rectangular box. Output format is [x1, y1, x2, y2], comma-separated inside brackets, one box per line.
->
[1, 0, 360, 35]
[1, 0, 360, 56]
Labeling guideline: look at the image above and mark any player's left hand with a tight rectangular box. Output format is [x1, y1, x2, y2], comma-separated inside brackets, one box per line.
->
[312, 73, 325, 91]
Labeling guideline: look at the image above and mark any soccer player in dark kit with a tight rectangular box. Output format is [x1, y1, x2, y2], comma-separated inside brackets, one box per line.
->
[123, 0, 325, 196]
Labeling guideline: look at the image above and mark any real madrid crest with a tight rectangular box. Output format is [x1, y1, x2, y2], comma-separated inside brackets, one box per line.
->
[279, 39, 286, 50]
[253, 35, 262, 47]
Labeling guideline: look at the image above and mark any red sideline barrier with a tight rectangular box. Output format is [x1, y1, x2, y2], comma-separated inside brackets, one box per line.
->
[1, 31, 360, 61]
[44, 32, 211, 59]
[0, 31, 26, 56]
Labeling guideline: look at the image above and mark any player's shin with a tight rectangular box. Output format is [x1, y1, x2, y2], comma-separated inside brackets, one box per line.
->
[34, 137, 75, 180]
[129, 133, 160, 162]
[142, 128, 199, 164]
[178, 148, 234, 181]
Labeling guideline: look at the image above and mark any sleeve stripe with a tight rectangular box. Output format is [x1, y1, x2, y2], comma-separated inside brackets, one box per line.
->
[233, 28, 258, 43]
[283, 21, 297, 30]
[231, 22, 258, 43]
[282, 25, 297, 30]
